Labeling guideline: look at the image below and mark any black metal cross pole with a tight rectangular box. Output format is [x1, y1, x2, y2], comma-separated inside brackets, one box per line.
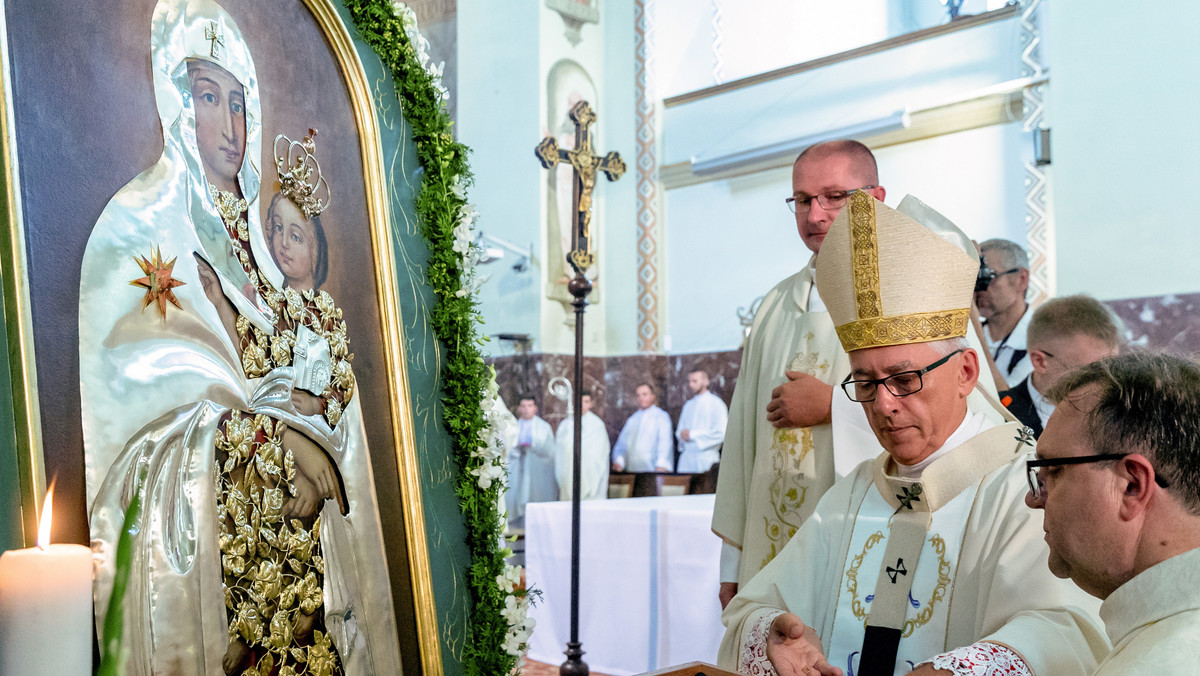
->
[535, 100, 625, 676]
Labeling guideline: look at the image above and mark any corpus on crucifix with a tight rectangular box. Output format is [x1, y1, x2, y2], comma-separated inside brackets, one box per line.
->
[534, 99, 623, 676]
[536, 100, 626, 276]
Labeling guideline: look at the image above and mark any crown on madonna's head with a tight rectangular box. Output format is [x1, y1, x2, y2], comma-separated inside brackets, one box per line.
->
[274, 129, 331, 219]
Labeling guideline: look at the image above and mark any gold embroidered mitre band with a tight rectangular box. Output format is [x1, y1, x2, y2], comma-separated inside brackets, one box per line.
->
[814, 191, 977, 352]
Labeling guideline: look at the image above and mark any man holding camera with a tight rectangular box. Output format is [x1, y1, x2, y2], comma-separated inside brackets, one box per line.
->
[975, 239, 1034, 389]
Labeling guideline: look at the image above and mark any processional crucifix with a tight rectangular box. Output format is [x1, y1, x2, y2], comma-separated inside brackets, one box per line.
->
[535, 100, 625, 676]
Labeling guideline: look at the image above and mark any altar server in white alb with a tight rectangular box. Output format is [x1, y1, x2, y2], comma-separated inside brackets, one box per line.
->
[612, 383, 674, 472]
[676, 369, 728, 473]
[1027, 352, 1200, 675]
[554, 391, 611, 500]
[720, 192, 1107, 676]
[505, 395, 558, 527]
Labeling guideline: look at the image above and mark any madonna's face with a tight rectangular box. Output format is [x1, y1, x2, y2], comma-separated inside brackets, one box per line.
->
[187, 59, 246, 194]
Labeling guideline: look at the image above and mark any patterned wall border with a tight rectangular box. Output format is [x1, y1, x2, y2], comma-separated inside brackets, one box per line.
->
[635, 0, 661, 352]
[1021, 0, 1053, 305]
[711, 0, 725, 85]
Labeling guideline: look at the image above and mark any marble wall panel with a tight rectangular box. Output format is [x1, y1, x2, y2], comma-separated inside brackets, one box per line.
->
[488, 350, 743, 451]
[485, 292, 1200, 463]
[1107, 292, 1200, 355]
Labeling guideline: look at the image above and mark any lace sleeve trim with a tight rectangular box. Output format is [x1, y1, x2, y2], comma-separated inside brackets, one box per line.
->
[928, 641, 1033, 676]
[737, 610, 787, 675]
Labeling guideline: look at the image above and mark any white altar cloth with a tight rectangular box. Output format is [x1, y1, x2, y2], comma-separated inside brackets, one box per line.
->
[525, 494, 724, 675]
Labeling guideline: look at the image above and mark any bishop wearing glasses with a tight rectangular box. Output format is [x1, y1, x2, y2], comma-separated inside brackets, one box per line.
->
[719, 192, 1108, 676]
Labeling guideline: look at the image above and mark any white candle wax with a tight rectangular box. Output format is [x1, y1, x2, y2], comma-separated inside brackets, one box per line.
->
[0, 543, 93, 675]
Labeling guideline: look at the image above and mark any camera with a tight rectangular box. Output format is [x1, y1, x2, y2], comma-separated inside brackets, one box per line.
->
[975, 256, 997, 292]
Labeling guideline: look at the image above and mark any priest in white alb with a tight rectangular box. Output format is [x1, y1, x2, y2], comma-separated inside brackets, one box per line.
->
[719, 192, 1107, 676]
[554, 391, 611, 500]
[612, 383, 673, 473]
[676, 369, 728, 473]
[505, 394, 558, 527]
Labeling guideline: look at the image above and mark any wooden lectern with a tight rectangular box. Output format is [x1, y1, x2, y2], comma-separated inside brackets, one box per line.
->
[636, 662, 739, 676]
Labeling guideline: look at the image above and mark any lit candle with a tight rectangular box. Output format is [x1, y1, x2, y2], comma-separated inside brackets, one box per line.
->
[0, 487, 93, 675]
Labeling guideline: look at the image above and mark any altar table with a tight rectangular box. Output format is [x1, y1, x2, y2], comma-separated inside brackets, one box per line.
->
[525, 494, 724, 675]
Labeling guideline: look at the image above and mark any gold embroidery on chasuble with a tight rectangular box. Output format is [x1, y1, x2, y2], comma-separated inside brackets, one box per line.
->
[844, 532, 952, 637]
[762, 332, 831, 568]
[210, 187, 355, 673]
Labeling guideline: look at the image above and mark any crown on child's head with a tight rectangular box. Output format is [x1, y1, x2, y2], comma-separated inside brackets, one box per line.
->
[274, 129, 331, 219]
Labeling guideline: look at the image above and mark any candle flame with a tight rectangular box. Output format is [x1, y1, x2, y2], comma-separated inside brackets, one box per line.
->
[37, 483, 54, 550]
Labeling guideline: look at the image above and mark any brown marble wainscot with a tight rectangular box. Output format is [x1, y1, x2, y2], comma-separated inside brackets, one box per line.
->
[487, 351, 742, 462]
[1106, 291, 1200, 355]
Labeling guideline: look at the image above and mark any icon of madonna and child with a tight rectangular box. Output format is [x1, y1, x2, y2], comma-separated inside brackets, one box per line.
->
[79, 0, 403, 673]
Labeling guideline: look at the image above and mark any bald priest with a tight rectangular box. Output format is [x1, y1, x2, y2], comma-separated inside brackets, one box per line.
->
[718, 193, 1107, 676]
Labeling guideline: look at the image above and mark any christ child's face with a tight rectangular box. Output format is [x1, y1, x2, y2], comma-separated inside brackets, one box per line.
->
[187, 60, 246, 194]
[269, 197, 318, 290]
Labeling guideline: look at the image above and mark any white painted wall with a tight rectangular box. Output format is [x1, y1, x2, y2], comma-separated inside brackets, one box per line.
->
[460, 0, 641, 357]
[456, 0, 1200, 364]
[655, 0, 891, 98]
[458, 0, 543, 354]
[660, 6, 1029, 355]
[599, 0, 642, 355]
[875, 122, 1028, 246]
[1046, 0, 1200, 300]
[664, 164, 801, 353]
[663, 123, 1027, 354]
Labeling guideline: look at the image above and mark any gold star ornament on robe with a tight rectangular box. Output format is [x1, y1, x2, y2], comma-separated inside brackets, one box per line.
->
[130, 247, 186, 318]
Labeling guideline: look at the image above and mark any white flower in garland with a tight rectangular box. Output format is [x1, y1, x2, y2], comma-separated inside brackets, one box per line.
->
[472, 371, 514, 489]
[476, 384, 537, 657]
[452, 221, 472, 255]
[501, 593, 536, 657]
[471, 459, 505, 490]
[497, 564, 522, 594]
[449, 179, 483, 298]
[390, 1, 447, 103]
[374, 2, 538, 671]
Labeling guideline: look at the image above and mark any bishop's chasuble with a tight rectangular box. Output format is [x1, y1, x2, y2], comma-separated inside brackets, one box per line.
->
[719, 422, 1108, 676]
[713, 261, 850, 586]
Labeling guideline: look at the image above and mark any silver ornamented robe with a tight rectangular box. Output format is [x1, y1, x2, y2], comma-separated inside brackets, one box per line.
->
[79, 1, 400, 672]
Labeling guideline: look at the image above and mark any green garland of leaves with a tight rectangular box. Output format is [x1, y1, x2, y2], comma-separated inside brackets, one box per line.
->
[343, 2, 515, 675]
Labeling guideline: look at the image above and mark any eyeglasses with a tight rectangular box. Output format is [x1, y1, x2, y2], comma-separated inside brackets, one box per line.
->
[1026, 454, 1170, 500]
[785, 186, 877, 214]
[840, 349, 963, 403]
[975, 267, 1021, 292]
